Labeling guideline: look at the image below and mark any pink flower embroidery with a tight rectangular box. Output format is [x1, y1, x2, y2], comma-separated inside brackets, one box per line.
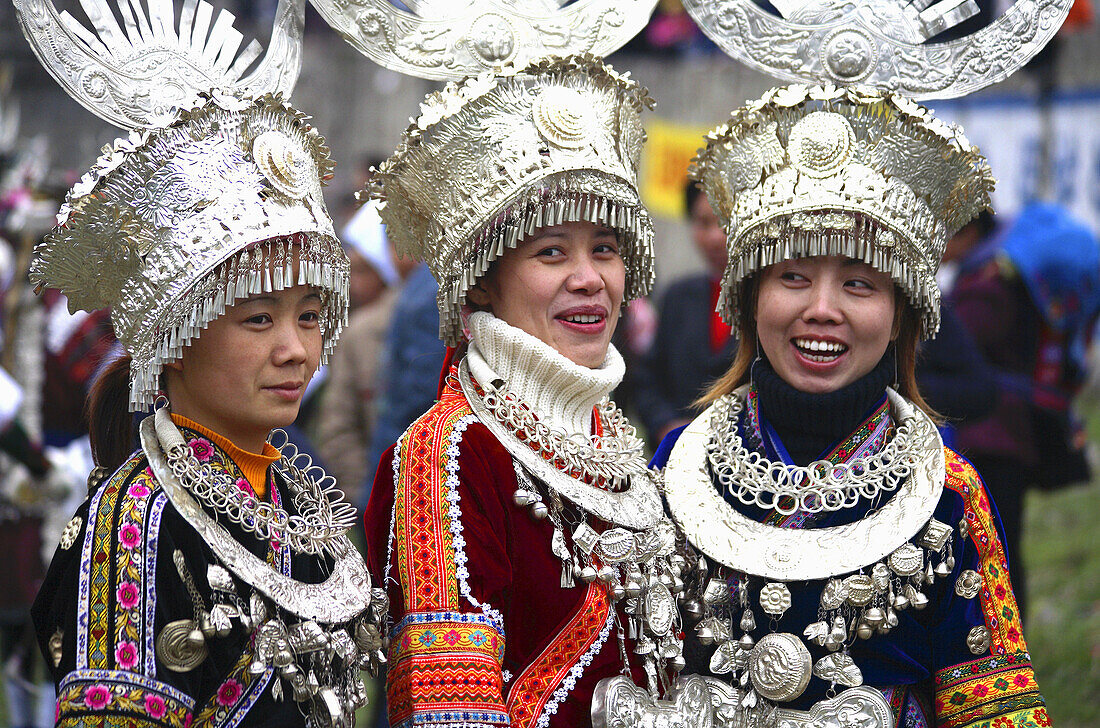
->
[188, 438, 214, 462]
[116, 582, 140, 610]
[119, 524, 141, 550]
[216, 679, 242, 706]
[128, 481, 151, 499]
[144, 694, 168, 719]
[235, 478, 252, 495]
[84, 684, 111, 710]
[143, 466, 155, 480]
[114, 640, 138, 669]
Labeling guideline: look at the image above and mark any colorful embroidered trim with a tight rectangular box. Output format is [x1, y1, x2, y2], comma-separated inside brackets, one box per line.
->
[191, 649, 273, 728]
[934, 652, 1046, 728]
[394, 386, 474, 611]
[943, 451, 1029, 655]
[506, 581, 612, 728]
[880, 685, 933, 728]
[80, 454, 169, 675]
[57, 669, 194, 728]
[536, 605, 615, 728]
[387, 611, 509, 728]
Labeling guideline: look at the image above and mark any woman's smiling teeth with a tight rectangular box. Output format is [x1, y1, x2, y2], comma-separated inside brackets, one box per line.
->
[793, 337, 848, 362]
[563, 313, 603, 324]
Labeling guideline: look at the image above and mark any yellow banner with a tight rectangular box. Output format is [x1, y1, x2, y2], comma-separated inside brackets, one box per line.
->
[641, 115, 711, 219]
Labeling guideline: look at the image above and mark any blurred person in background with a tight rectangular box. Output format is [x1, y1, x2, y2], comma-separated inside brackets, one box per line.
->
[361, 260, 446, 507]
[948, 203, 1100, 619]
[317, 200, 416, 508]
[632, 180, 736, 446]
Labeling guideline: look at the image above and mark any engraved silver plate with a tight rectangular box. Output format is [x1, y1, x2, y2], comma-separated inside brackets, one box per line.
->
[747, 633, 811, 702]
[681, 0, 1071, 100]
[918, 518, 952, 551]
[13, 0, 303, 129]
[593, 674, 714, 728]
[644, 582, 676, 636]
[157, 619, 208, 672]
[595, 528, 637, 563]
[771, 686, 895, 728]
[309, 0, 660, 81]
[663, 389, 945, 581]
[888, 543, 924, 577]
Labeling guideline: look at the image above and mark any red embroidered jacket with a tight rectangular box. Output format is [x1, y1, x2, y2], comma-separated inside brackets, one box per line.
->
[364, 376, 639, 728]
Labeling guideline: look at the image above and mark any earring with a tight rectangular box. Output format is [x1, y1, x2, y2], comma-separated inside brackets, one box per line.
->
[749, 342, 763, 391]
[153, 392, 170, 411]
[890, 344, 899, 391]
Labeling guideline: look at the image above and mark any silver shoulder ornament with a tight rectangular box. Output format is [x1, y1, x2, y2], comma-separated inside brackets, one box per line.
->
[681, 0, 1073, 99]
[13, 0, 304, 129]
[308, 0, 659, 80]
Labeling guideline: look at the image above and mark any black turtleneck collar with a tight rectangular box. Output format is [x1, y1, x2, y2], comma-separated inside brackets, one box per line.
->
[753, 352, 894, 466]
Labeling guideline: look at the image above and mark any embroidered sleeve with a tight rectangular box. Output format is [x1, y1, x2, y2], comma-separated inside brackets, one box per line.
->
[388, 396, 510, 728]
[934, 451, 1049, 728]
[52, 455, 198, 728]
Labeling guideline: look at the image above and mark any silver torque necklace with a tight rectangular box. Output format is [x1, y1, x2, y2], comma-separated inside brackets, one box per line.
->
[458, 358, 665, 530]
[141, 412, 373, 623]
[662, 388, 946, 582]
[150, 407, 357, 554]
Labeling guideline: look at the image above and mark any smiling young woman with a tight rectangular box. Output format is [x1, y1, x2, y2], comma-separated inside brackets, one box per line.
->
[654, 87, 1049, 728]
[361, 57, 696, 728]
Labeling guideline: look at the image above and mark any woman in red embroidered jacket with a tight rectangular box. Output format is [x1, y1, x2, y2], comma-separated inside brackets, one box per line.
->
[19, 8, 385, 721]
[363, 56, 694, 728]
[653, 86, 1050, 728]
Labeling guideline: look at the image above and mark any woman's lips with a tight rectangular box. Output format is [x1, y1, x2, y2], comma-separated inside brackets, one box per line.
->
[556, 307, 608, 334]
[265, 382, 304, 401]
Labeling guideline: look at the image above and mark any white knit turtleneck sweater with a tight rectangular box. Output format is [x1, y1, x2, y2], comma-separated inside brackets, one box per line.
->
[466, 311, 624, 439]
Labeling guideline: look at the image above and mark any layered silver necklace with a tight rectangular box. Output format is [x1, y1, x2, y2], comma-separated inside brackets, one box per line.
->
[459, 359, 692, 700]
[142, 409, 386, 728]
[658, 388, 988, 727]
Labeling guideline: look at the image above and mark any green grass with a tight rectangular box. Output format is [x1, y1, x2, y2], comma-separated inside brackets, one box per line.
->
[1023, 477, 1100, 727]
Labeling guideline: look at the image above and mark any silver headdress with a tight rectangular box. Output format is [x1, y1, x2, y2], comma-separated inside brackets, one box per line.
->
[680, 0, 1073, 100]
[691, 84, 993, 337]
[307, 0, 660, 81]
[371, 54, 655, 346]
[16, 0, 348, 410]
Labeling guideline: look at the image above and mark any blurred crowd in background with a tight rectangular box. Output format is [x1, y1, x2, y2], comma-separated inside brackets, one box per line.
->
[3, 0, 1100, 726]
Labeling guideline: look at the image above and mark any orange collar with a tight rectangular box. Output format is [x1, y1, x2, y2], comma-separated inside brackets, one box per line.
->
[169, 414, 279, 498]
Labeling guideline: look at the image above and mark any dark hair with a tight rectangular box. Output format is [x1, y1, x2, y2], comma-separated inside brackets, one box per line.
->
[684, 179, 704, 219]
[695, 278, 941, 421]
[86, 353, 138, 473]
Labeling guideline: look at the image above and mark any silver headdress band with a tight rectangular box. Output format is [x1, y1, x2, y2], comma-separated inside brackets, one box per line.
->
[371, 54, 655, 346]
[680, 0, 1073, 100]
[691, 84, 994, 338]
[308, 0, 660, 81]
[16, 0, 349, 410]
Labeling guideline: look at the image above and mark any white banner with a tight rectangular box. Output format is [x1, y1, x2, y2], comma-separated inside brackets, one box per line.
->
[931, 89, 1100, 233]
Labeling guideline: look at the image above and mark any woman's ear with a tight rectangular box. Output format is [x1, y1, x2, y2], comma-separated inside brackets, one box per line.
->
[466, 282, 490, 308]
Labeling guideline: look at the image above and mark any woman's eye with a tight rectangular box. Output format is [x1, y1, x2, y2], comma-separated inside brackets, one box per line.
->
[846, 278, 873, 291]
[300, 311, 320, 324]
[245, 314, 271, 325]
[594, 242, 621, 256]
[780, 271, 807, 283]
[536, 246, 564, 258]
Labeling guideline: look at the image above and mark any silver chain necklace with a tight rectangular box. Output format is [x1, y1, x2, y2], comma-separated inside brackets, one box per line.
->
[704, 388, 918, 515]
[153, 407, 357, 554]
[464, 364, 648, 488]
